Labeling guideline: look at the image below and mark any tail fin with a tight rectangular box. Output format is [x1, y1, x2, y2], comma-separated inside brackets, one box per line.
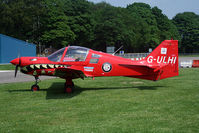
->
[145, 40, 178, 80]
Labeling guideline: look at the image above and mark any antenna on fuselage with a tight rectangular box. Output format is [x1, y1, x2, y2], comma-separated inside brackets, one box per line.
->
[112, 45, 123, 55]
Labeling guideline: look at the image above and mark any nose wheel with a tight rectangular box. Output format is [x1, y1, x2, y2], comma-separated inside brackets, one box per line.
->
[31, 76, 40, 91]
[65, 79, 74, 93]
[31, 84, 40, 91]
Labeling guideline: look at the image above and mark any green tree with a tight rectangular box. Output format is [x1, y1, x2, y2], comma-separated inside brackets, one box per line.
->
[127, 3, 159, 51]
[152, 6, 180, 43]
[40, 0, 75, 48]
[173, 12, 199, 53]
[64, 0, 96, 47]
[0, 0, 182, 53]
[0, 0, 45, 44]
[92, 2, 137, 52]
[127, 3, 180, 52]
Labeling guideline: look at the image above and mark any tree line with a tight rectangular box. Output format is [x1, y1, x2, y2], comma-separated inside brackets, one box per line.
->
[0, 0, 199, 53]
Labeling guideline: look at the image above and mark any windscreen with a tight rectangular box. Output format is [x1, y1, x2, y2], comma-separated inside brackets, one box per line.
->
[63, 46, 89, 62]
[48, 48, 65, 62]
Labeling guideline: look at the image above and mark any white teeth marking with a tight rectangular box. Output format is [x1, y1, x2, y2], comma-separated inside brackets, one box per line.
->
[35, 64, 40, 69]
[42, 64, 47, 69]
[55, 65, 59, 68]
[30, 65, 34, 69]
[48, 64, 54, 68]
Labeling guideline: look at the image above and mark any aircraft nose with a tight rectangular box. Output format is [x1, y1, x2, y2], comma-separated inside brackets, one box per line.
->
[10, 58, 20, 65]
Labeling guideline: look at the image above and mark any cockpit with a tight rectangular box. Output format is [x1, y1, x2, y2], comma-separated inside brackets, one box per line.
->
[48, 46, 89, 62]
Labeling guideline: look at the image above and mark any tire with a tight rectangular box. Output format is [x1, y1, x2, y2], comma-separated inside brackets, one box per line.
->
[31, 85, 40, 91]
[65, 85, 74, 93]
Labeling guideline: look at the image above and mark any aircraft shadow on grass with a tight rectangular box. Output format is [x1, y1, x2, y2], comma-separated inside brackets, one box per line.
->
[46, 82, 163, 99]
[8, 82, 164, 100]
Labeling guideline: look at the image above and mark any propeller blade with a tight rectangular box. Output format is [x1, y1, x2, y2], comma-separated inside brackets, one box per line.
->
[19, 57, 21, 66]
[14, 57, 21, 77]
[15, 65, 19, 77]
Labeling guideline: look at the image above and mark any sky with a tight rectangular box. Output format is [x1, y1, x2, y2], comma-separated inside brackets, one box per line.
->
[88, 0, 199, 19]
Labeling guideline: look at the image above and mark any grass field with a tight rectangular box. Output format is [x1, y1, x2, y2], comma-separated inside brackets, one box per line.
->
[0, 64, 15, 70]
[0, 68, 199, 133]
[179, 54, 199, 57]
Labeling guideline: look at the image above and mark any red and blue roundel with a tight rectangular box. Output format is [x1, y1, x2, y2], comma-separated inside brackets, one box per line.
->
[102, 62, 112, 72]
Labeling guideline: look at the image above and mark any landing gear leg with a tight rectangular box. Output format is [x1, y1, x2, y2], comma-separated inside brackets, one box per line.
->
[31, 76, 40, 91]
[64, 79, 74, 93]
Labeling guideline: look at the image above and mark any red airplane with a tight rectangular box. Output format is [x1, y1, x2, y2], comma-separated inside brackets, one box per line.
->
[10, 40, 178, 93]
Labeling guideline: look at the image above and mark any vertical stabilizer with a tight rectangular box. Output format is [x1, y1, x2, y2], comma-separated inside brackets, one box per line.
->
[145, 40, 178, 80]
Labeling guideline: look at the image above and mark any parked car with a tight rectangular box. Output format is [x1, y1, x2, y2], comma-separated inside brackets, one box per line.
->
[180, 61, 192, 68]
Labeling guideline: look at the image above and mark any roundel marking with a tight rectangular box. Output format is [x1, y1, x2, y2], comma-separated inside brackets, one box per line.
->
[102, 62, 112, 72]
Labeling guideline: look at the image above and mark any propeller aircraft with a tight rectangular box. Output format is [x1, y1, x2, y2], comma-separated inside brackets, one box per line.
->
[10, 40, 178, 93]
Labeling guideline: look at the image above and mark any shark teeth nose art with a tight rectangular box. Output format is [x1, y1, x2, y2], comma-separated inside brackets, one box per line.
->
[30, 65, 34, 69]
[34, 64, 41, 69]
[21, 64, 68, 72]
[55, 65, 59, 68]
[48, 64, 54, 68]
[42, 64, 47, 69]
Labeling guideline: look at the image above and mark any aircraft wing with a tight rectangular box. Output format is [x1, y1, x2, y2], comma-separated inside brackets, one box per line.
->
[54, 67, 86, 79]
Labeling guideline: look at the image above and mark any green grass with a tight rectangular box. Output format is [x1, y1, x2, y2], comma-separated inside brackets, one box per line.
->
[0, 64, 15, 70]
[179, 54, 199, 57]
[0, 68, 199, 133]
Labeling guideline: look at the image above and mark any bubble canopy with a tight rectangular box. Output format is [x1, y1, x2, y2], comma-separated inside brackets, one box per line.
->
[48, 46, 89, 62]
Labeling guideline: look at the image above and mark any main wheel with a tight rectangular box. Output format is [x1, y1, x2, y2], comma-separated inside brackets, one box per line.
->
[31, 85, 40, 91]
[65, 85, 74, 93]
